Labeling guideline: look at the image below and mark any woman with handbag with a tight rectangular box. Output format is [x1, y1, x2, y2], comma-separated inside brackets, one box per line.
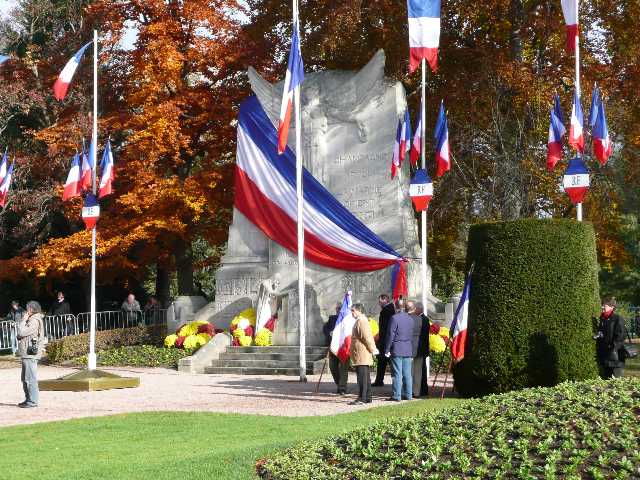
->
[595, 297, 626, 379]
[16, 301, 45, 408]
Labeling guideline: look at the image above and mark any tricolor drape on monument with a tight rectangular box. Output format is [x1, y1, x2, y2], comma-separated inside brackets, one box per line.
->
[234, 95, 408, 290]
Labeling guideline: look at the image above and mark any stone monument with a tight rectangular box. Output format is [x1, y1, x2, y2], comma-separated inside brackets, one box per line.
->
[206, 50, 440, 346]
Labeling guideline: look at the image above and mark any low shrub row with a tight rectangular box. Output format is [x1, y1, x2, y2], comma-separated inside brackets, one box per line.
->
[257, 378, 640, 479]
[70, 345, 190, 368]
[46, 325, 167, 363]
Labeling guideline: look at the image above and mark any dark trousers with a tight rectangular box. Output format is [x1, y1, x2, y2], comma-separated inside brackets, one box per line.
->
[374, 353, 388, 385]
[602, 366, 624, 379]
[328, 353, 349, 393]
[355, 365, 372, 402]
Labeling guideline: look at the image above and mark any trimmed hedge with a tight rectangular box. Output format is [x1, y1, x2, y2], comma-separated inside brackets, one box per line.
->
[70, 345, 190, 368]
[453, 219, 600, 397]
[257, 378, 640, 479]
[46, 325, 167, 363]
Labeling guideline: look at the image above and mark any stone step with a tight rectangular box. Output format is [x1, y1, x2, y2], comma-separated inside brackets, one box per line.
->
[204, 362, 324, 376]
[228, 346, 328, 355]
[209, 359, 324, 369]
[221, 352, 326, 361]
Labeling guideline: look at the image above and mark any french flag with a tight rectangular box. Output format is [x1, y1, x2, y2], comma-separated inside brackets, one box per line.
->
[547, 94, 566, 171]
[235, 96, 403, 272]
[592, 98, 612, 166]
[588, 85, 600, 128]
[80, 146, 92, 191]
[391, 120, 402, 179]
[0, 162, 14, 208]
[409, 168, 433, 212]
[450, 269, 471, 362]
[407, 0, 440, 73]
[98, 140, 114, 198]
[561, 0, 579, 52]
[330, 291, 355, 363]
[0, 148, 8, 185]
[391, 261, 408, 300]
[401, 110, 412, 164]
[410, 97, 423, 167]
[277, 24, 304, 155]
[434, 101, 450, 177]
[53, 42, 91, 101]
[62, 154, 81, 201]
[563, 156, 590, 204]
[568, 90, 584, 153]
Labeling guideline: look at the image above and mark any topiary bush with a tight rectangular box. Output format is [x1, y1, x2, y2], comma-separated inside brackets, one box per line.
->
[46, 325, 167, 363]
[453, 219, 600, 397]
[257, 378, 640, 479]
[70, 345, 190, 368]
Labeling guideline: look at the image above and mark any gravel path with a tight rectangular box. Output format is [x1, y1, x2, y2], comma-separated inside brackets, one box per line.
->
[0, 364, 455, 427]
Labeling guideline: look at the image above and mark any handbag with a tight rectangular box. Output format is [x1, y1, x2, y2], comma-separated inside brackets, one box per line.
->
[621, 330, 638, 360]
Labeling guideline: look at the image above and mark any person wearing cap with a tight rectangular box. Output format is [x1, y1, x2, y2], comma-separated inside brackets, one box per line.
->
[595, 297, 626, 379]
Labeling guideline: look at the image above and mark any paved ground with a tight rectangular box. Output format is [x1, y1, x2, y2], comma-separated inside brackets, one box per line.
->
[0, 362, 455, 427]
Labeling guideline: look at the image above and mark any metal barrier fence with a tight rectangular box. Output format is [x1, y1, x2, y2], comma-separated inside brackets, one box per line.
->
[0, 309, 167, 352]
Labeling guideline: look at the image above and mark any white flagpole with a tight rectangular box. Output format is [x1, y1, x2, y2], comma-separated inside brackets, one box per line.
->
[420, 58, 429, 379]
[575, 26, 582, 222]
[87, 29, 98, 371]
[293, 0, 307, 382]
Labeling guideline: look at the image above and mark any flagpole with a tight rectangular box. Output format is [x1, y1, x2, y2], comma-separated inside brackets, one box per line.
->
[293, 0, 307, 382]
[420, 58, 429, 380]
[87, 28, 98, 371]
[575, 28, 582, 222]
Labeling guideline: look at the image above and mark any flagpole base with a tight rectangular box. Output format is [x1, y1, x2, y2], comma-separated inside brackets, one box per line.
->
[39, 369, 140, 392]
[87, 353, 97, 370]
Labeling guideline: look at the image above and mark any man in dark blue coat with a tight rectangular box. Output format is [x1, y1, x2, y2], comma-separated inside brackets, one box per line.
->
[323, 302, 348, 394]
[373, 294, 395, 387]
[384, 297, 414, 401]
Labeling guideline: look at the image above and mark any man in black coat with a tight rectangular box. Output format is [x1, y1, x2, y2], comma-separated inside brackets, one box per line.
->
[595, 297, 626, 379]
[413, 302, 430, 397]
[50, 291, 74, 336]
[323, 302, 348, 394]
[373, 293, 395, 387]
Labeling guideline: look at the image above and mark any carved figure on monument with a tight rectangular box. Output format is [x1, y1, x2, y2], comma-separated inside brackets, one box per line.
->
[254, 275, 281, 333]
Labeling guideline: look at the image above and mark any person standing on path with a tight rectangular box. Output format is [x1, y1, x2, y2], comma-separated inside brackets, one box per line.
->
[6, 301, 25, 354]
[414, 302, 431, 397]
[121, 293, 142, 327]
[595, 297, 626, 379]
[373, 294, 395, 387]
[323, 302, 349, 395]
[349, 303, 378, 405]
[16, 301, 45, 408]
[384, 297, 414, 401]
[50, 291, 73, 336]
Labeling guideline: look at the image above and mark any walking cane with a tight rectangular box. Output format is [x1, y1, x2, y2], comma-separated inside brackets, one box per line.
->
[315, 348, 330, 393]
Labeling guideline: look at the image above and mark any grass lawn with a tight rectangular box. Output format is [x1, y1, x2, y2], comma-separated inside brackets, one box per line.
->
[0, 398, 462, 480]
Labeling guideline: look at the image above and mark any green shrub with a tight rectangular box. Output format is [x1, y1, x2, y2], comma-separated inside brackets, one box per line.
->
[46, 325, 167, 363]
[454, 219, 600, 397]
[257, 378, 640, 479]
[71, 345, 190, 368]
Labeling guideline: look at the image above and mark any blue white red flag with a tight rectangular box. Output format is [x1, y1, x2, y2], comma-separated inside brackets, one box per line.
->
[450, 269, 471, 362]
[410, 97, 423, 167]
[409, 168, 433, 212]
[547, 94, 566, 171]
[434, 101, 450, 177]
[0, 162, 14, 208]
[561, 0, 579, 52]
[98, 140, 114, 198]
[568, 90, 584, 153]
[407, 0, 440, 72]
[592, 99, 612, 166]
[563, 156, 589, 204]
[401, 109, 412, 164]
[588, 86, 600, 128]
[391, 119, 402, 179]
[82, 193, 100, 230]
[234, 96, 403, 271]
[80, 144, 92, 191]
[277, 24, 304, 155]
[0, 148, 8, 185]
[53, 42, 91, 101]
[391, 261, 408, 300]
[62, 154, 81, 201]
[330, 291, 354, 363]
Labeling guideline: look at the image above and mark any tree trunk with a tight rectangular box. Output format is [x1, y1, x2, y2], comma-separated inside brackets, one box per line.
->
[175, 239, 194, 296]
[155, 264, 171, 307]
